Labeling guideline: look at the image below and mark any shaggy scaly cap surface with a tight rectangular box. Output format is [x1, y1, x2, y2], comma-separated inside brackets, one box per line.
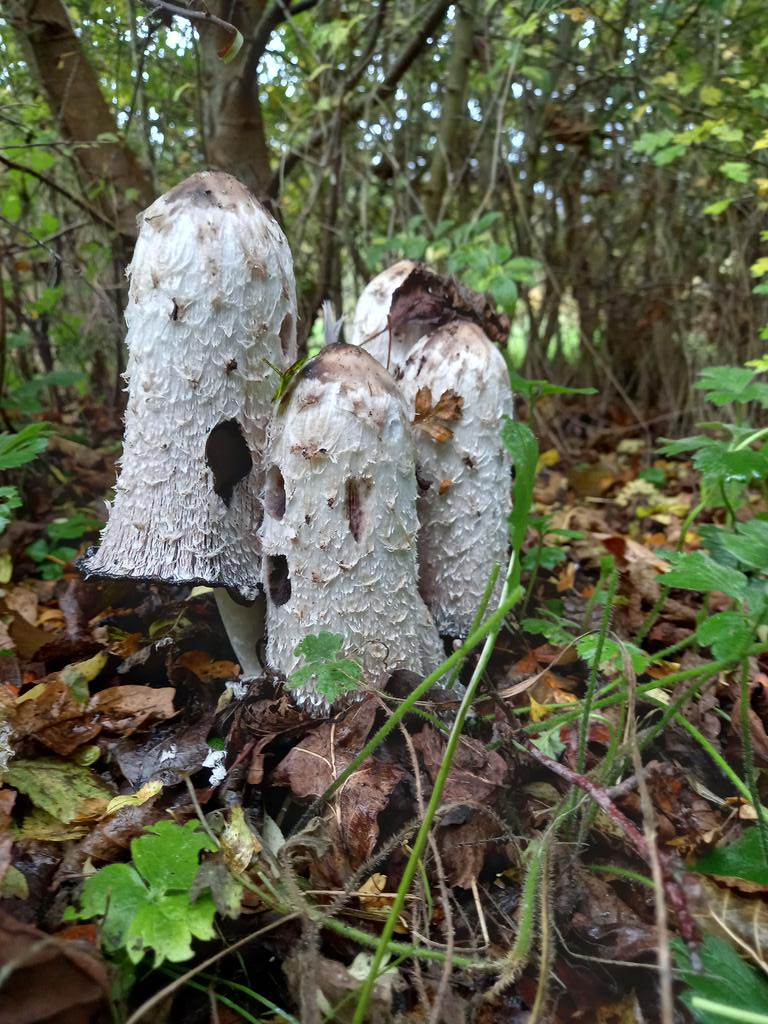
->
[401, 321, 513, 637]
[261, 344, 444, 713]
[82, 172, 297, 599]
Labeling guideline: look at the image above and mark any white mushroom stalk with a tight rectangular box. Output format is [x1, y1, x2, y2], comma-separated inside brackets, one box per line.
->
[401, 321, 513, 638]
[261, 343, 445, 714]
[81, 171, 297, 671]
[348, 259, 419, 374]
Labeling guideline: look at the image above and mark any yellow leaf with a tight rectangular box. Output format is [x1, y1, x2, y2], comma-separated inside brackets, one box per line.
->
[529, 696, 553, 722]
[699, 84, 723, 105]
[538, 448, 561, 468]
[561, 6, 589, 22]
[104, 779, 163, 817]
[653, 71, 679, 89]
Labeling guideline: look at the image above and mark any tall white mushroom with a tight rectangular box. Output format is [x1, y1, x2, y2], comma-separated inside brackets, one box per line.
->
[261, 343, 444, 713]
[81, 171, 297, 674]
[401, 321, 513, 638]
[348, 259, 419, 374]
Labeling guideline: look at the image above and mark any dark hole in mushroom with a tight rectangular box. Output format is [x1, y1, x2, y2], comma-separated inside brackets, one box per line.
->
[265, 465, 286, 519]
[205, 419, 253, 507]
[279, 314, 294, 358]
[345, 478, 372, 542]
[266, 555, 291, 605]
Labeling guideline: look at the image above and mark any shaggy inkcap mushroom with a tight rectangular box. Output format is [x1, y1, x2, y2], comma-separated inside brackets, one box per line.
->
[261, 343, 444, 713]
[401, 321, 513, 638]
[82, 172, 297, 669]
[348, 259, 420, 373]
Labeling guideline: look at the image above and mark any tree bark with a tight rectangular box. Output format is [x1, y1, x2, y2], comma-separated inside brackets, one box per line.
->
[424, 0, 477, 225]
[198, 0, 273, 199]
[6, 0, 154, 239]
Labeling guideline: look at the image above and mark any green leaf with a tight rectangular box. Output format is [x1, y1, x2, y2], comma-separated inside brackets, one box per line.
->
[4, 757, 113, 823]
[703, 198, 734, 216]
[132, 820, 217, 893]
[77, 863, 148, 952]
[633, 129, 675, 154]
[654, 143, 686, 165]
[720, 161, 751, 183]
[72, 820, 219, 966]
[501, 418, 539, 590]
[716, 520, 768, 571]
[695, 612, 754, 660]
[0, 422, 50, 471]
[507, 372, 597, 402]
[0, 486, 22, 534]
[576, 635, 650, 675]
[694, 445, 768, 484]
[663, 551, 748, 601]
[288, 631, 364, 702]
[674, 935, 768, 1024]
[695, 366, 768, 408]
[125, 892, 217, 965]
[694, 828, 768, 885]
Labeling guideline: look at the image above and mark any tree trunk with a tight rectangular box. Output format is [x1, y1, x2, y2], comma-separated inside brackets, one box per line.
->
[7, 0, 154, 239]
[424, 0, 477, 225]
[198, 0, 273, 200]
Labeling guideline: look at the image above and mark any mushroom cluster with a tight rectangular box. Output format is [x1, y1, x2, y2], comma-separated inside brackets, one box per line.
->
[83, 174, 513, 715]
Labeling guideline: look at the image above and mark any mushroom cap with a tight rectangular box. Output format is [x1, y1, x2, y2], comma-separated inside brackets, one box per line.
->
[262, 343, 444, 712]
[401, 321, 513, 637]
[348, 260, 420, 373]
[81, 171, 297, 599]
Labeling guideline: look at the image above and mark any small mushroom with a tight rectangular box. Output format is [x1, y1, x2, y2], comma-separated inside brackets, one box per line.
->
[401, 321, 513, 638]
[261, 343, 444, 713]
[348, 259, 420, 374]
[81, 171, 297, 671]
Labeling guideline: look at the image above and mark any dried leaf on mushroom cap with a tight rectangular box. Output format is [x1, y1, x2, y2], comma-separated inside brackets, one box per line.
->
[401, 320, 513, 638]
[349, 260, 510, 377]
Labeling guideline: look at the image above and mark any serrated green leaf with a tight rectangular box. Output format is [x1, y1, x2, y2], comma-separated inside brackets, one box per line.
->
[694, 445, 768, 483]
[125, 892, 217, 965]
[77, 863, 148, 952]
[716, 520, 768, 571]
[576, 635, 649, 674]
[294, 632, 343, 662]
[720, 161, 750, 183]
[694, 828, 768, 885]
[288, 632, 364, 702]
[663, 552, 748, 601]
[0, 422, 50, 472]
[695, 612, 754, 660]
[132, 820, 217, 893]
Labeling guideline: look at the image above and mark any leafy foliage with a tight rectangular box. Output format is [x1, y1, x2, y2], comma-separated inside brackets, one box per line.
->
[287, 632, 364, 703]
[68, 821, 218, 966]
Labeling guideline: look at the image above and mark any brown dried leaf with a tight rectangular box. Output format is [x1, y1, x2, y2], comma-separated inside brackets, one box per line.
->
[0, 910, 109, 1024]
[88, 685, 176, 733]
[412, 724, 508, 805]
[388, 265, 510, 345]
[271, 698, 404, 868]
[413, 386, 464, 443]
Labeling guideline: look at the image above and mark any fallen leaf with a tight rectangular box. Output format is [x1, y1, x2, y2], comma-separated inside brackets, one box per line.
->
[5, 756, 113, 823]
[0, 910, 109, 1023]
[413, 385, 464, 442]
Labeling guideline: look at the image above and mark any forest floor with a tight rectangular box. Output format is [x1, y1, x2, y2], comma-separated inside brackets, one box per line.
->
[1, 392, 767, 1024]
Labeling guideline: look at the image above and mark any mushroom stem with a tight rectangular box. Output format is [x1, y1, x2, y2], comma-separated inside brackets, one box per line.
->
[214, 589, 264, 679]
